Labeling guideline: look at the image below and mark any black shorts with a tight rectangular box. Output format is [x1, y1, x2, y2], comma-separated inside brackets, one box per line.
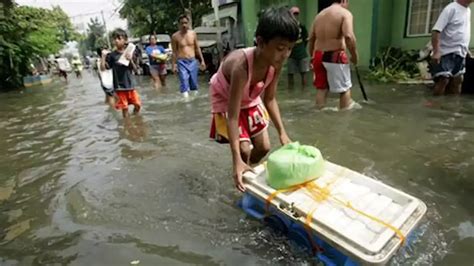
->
[101, 86, 115, 97]
[59, 70, 67, 78]
[431, 53, 466, 80]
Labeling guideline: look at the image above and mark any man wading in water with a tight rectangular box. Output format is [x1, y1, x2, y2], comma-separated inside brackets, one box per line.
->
[309, 0, 358, 110]
[171, 15, 206, 98]
[431, 0, 472, 96]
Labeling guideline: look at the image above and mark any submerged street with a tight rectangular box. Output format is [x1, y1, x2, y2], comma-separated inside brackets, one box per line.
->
[0, 71, 473, 265]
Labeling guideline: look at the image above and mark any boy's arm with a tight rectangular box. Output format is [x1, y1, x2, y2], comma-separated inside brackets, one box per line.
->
[126, 52, 138, 71]
[432, 7, 453, 64]
[228, 62, 251, 192]
[263, 67, 291, 145]
[193, 31, 206, 69]
[100, 52, 109, 71]
[171, 35, 178, 73]
[342, 12, 358, 65]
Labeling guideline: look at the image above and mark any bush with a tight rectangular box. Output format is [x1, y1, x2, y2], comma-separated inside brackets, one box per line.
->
[367, 47, 421, 83]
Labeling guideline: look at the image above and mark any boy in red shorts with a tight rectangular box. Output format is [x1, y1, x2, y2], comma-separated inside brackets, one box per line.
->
[209, 7, 299, 192]
[101, 28, 141, 118]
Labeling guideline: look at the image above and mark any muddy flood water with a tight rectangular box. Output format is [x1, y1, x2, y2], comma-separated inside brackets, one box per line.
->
[0, 71, 473, 265]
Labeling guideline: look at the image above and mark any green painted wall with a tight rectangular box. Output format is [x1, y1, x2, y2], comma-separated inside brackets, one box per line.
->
[241, 0, 311, 47]
[304, 0, 318, 33]
[375, 0, 394, 53]
[241, 0, 260, 46]
[390, 0, 429, 50]
[349, 0, 374, 66]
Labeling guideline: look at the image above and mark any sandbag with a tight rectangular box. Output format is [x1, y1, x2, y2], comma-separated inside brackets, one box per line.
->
[266, 142, 325, 190]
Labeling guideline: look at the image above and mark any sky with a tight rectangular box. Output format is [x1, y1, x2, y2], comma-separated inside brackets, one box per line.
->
[16, 0, 128, 34]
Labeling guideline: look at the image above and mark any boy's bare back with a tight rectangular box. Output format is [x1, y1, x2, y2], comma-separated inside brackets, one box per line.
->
[311, 4, 353, 52]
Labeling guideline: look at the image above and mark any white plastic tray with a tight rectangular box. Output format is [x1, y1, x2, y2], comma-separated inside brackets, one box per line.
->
[243, 161, 427, 265]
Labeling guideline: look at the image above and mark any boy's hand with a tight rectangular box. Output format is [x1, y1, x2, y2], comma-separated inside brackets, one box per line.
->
[101, 49, 109, 59]
[432, 51, 441, 65]
[200, 62, 206, 71]
[279, 133, 292, 146]
[233, 160, 254, 193]
[350, 54, 358, 65]
[172, 64, 177, 74]
[125, 53, 132, 61]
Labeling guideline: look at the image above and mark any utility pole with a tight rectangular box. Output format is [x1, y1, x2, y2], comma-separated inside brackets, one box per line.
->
[101, 10, 112, 49]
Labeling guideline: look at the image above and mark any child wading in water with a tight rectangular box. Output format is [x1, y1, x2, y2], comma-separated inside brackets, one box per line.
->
[209, 7, 299, 192]
[101, 29, 141, 118]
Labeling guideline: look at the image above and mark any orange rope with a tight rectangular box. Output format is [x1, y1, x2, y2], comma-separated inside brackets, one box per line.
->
[265, 177, 406, 249]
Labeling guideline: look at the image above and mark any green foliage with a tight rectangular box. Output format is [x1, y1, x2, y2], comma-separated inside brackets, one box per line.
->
[367, 47, 421, 83]
[119, 0, 212, 36]
[0, 4, 77, 89]
[79, 17, 107, 56]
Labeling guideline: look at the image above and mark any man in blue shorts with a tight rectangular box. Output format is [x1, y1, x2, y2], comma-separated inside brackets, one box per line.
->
[171, 15, 206, 98]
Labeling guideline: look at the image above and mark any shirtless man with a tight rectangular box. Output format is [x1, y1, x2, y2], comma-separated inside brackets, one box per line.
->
[172, 14, 206, 98]
[309, 0, 358, 109]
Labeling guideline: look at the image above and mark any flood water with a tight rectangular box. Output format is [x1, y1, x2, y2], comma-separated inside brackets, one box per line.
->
[0, 70, 473, 265]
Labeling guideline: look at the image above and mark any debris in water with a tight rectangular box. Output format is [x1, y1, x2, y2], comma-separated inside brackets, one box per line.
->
[1, 219, 31, 245]
[7, 209, 23, 223]
[130, 260, 140, 265]
[0, 180, 15, 202]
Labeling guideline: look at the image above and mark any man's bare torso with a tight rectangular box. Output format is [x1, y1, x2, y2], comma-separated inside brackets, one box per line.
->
[312, 5, 350, 52]
[172, 30, 197, 59]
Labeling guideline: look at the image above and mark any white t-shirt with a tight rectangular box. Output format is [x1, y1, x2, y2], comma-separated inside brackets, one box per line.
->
[432, 1, 471, 57]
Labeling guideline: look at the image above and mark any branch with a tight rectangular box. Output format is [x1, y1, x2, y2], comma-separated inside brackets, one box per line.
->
[179, 0, 185, 9]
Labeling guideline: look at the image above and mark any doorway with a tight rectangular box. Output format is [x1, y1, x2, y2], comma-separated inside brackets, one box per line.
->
[318, 0, 333, 12]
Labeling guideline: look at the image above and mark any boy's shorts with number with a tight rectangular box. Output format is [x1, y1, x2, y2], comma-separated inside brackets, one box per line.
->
[209, 103, 269, 143]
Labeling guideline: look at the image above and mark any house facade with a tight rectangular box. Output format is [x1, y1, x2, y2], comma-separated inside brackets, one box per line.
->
[240, 0, 474, 67]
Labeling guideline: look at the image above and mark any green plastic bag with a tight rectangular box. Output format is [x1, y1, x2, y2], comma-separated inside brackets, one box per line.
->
[266, 142, 325, 190]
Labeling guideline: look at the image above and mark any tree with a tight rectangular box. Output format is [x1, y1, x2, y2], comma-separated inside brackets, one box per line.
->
[119, 0, 212, 36]
[80, 17, 107, 55]
[0, 4, 78, 89]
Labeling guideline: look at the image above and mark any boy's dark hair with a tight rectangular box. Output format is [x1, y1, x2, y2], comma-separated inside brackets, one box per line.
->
[255, 7, 299, 43]
[332, 0, 344, 3]
[178, 14, 189, 22]
[112, 28, 128, 40]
